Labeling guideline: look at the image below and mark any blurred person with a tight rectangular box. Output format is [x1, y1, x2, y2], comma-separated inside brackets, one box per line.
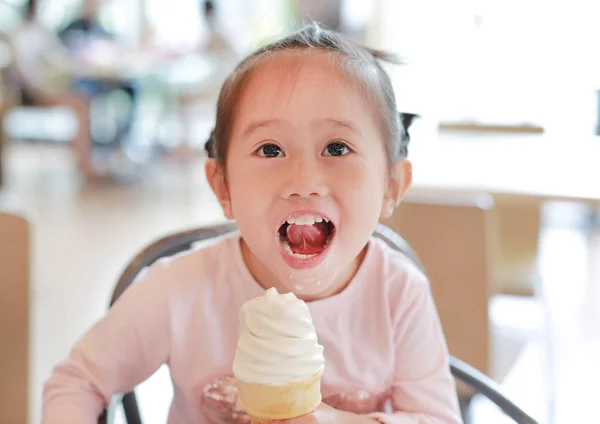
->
[199, 0, 239, 67]
[58, 0, 112, 49]
[9, 0, 100, 177]
[163, 0, 239, 161]
[58, 0, 139, 152]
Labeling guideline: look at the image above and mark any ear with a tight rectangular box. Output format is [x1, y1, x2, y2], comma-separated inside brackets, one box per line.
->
[380, 159, 412, 219]
[205, 159, 233, 220]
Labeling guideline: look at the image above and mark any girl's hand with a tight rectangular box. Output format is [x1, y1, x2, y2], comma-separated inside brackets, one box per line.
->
[274, 403, 376, 423]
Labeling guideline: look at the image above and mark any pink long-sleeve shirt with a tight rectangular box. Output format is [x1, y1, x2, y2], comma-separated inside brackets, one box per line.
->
[43, 233, 462, 424]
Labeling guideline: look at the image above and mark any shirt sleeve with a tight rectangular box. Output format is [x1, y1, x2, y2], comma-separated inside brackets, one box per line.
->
[368, 274, 463, 424]
[42, 262, 172, 424]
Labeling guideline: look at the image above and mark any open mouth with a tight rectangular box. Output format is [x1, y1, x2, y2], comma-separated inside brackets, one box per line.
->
[278, 214, 336, 259]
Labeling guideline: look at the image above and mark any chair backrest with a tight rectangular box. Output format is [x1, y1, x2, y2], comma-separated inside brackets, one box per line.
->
[0, 211, 31, 424]
[381, 194, 494, 377]
[105, 222, 538, 424]
[110, 222, 238, 306]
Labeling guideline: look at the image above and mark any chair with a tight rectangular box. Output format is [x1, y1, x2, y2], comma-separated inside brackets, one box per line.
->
[382, 194, 495, 380]
[98, 223, 539, 424]
[0, 210, 31, 424]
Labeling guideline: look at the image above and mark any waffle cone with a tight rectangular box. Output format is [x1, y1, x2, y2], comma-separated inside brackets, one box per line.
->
[236, 371, 322, 422]
[249, 418, 280, 424]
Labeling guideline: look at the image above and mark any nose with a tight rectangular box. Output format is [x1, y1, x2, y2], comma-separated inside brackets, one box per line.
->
[281, 157, 329, 199]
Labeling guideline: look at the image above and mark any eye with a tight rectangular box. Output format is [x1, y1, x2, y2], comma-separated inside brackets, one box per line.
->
[323, 141, 351, 157]
[256, 143, 284, 158]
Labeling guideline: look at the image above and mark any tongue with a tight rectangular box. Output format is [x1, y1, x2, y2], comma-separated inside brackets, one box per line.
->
[286, 222, 330, 255]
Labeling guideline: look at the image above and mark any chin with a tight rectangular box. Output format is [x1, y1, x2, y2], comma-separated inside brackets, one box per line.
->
[268, 257, 339, 298]
[289, 273, 331, 292]
[270, 241, 363, 300]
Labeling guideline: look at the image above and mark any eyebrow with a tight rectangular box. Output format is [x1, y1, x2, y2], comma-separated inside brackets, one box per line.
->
[241, 118, 362, 138]
[324, 119, 362, 136]
[242, 119, 283, 138]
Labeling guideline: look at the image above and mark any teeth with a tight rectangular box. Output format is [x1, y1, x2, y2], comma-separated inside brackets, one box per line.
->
[286, 215, 329, 226]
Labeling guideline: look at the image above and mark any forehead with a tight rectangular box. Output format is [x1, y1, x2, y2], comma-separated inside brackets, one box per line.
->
[234, 51, 377, 126]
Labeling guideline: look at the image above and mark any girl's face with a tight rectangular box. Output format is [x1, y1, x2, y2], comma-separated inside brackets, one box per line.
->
[208, 51, 411, 300]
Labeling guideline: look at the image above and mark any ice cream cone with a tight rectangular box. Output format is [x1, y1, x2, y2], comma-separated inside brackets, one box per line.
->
[237, 371, 322, 422]
[233, 288, 325, 424]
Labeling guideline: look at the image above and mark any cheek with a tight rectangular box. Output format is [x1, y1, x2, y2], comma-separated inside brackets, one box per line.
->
[226, 162, 276, 218]
[228, 154, 285, 191]
[330, 159, 387, 198]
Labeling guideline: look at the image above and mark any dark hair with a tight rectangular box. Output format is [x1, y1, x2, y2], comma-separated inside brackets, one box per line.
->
[203, 0, 214, 18]
[24, 0, 37, 19]
[206, 23, 414, 168]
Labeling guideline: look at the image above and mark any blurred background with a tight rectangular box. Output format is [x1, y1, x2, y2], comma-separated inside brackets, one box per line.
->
[1, 0, 599, 423]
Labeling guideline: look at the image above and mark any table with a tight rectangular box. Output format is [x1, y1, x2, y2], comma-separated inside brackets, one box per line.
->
[410, 130, 600, 202]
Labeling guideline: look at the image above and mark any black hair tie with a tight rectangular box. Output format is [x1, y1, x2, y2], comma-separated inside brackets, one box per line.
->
[399, 112, 419, 158]
[205, 130, 216, 158]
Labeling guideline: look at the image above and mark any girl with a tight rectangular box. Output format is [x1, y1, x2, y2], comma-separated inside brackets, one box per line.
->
[43, 23, 462, 424]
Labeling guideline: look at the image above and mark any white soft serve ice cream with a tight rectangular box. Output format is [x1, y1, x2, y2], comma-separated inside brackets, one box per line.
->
[233, 287, 325, 385]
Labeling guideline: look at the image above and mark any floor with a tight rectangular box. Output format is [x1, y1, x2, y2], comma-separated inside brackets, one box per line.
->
[2, 143, 599, 424]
